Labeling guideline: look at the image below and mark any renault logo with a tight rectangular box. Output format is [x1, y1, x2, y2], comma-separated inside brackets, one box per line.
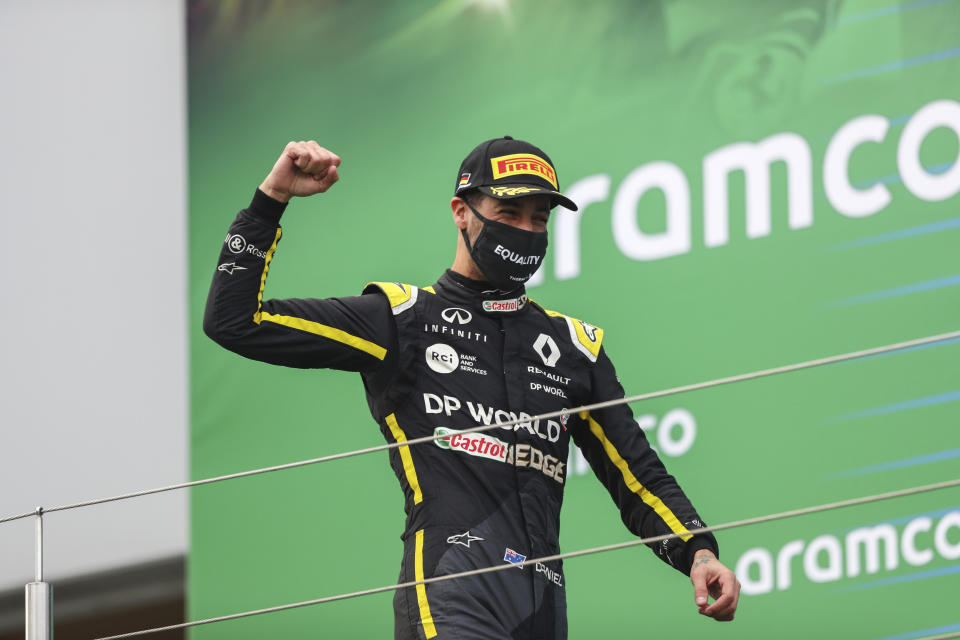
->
[441, 307, 473, 325]
[533, 334, 560, 367]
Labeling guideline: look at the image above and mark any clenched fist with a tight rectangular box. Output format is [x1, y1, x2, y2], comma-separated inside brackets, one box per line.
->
[259, 140, 341, 202]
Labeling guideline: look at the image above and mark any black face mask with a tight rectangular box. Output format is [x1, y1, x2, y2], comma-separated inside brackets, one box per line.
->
[461, 202, 548, 291]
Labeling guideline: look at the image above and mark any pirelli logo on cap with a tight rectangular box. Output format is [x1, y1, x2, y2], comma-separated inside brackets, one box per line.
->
[490, 154, 558, 189]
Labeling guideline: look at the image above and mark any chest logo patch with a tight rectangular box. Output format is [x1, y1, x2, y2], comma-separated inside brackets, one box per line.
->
[533, 333, 560, 367]
[482, 294, 527, 312]
[441, 307, 473, 324]
[426, 343, 459, 374]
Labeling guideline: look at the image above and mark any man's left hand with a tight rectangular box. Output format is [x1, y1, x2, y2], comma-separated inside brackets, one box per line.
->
[690, 549, 740, 621]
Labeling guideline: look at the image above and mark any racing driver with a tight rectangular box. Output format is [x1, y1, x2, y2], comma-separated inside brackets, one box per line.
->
[204, 136, 740, 638]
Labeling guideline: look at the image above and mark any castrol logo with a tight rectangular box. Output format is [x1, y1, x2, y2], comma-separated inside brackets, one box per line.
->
[433, 427, 508, 462]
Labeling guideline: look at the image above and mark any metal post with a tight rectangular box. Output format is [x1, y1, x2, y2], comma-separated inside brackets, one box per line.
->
[35, 507, 43, 584]
[25, 507, 52, 640]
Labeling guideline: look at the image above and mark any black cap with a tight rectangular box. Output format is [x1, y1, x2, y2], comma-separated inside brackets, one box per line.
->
[454, 136, 579, 211]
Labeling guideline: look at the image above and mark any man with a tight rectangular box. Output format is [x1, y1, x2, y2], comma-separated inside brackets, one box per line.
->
[204, 136, 740, 638]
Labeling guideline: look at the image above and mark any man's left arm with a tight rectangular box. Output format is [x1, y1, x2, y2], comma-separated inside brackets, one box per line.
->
[569, 347, 740, 621]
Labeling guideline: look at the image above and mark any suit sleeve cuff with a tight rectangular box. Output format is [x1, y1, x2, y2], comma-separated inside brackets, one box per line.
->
[682, 535, 720, 576]
[248, 188, 288, 224]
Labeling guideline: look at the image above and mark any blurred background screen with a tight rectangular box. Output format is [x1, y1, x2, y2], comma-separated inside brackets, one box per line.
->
[188, 1, 960, 638]
[1, 1, 957, 639]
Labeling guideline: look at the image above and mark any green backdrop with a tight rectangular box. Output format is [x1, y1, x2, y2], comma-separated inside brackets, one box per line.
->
[188, 1, 960, 637]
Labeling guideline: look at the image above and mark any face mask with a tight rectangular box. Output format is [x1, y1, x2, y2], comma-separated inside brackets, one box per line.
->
[461, 202, 548, 291]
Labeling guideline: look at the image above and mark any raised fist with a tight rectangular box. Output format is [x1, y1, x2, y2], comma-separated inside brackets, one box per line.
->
[259, 140, 341, 202]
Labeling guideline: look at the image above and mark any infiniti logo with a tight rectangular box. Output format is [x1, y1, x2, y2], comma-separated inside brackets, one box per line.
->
[441, 307, 473, 325]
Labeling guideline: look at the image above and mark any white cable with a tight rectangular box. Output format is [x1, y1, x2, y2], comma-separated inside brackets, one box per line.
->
[90, 477, 960, 639]
[2, 329, 956, 526]
[0, 510, 35, 525]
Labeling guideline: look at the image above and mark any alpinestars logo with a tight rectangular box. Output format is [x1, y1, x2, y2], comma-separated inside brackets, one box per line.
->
[533, 334, 560, 367]
[217, 262, 247, 275]
[441, 307, 473, 324]
[447, 531, 484, 548]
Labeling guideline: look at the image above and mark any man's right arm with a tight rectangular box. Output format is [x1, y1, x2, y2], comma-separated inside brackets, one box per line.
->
[203, 142, 396, 373]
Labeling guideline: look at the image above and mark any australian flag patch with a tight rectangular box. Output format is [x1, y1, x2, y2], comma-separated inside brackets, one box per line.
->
[503, 548, 526, 568]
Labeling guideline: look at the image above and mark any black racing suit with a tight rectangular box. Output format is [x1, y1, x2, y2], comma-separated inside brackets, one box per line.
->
[204, 189, 719, 639]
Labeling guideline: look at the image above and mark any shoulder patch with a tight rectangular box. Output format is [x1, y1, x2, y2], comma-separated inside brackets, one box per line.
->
[542, 307, 604, 362]
[364, 281, 419, 315]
